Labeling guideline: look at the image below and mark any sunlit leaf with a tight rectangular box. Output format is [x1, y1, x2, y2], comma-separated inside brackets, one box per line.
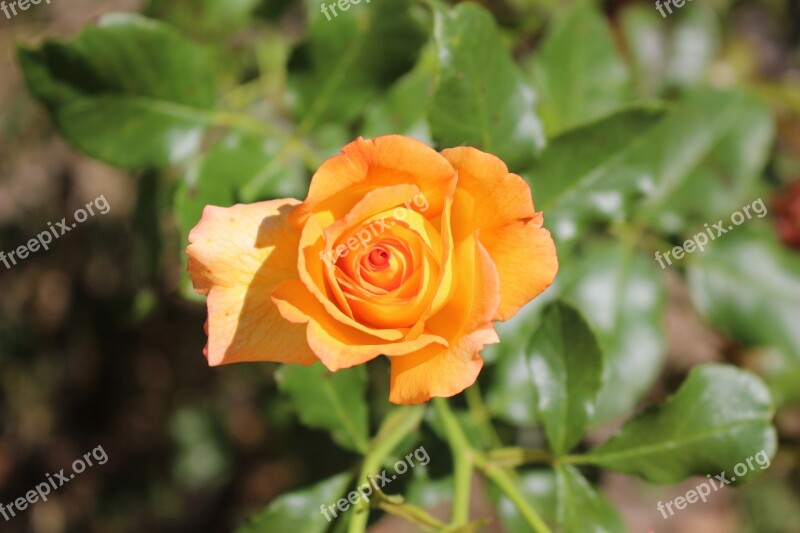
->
[555, 465, 624, 533]
[560, 241, 666, 423]
[288, 0, 427, 129]
[237, 472, 352, 533]
[585, 364, 777, 483]
[428, 2, 544, 170]
[688, 225, 800, 361]
[528, 0, 631, 135]
[17, 13, 215, 169]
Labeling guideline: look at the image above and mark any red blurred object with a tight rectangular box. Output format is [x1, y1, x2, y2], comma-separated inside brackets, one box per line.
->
[773, 181, 800, 248]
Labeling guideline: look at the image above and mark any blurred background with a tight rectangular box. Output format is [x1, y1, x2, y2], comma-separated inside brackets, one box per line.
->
[1, 0, 799, 532]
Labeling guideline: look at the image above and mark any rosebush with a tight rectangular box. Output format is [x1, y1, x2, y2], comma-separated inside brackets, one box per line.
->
[12, 0, 800, 531]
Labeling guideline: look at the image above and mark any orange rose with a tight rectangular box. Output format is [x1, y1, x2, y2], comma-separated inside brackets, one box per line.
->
[186, 135, 558, 404]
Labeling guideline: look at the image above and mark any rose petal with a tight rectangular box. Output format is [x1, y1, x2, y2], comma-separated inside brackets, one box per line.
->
[388, 328, 498, 404]
[187, 200, 316, 366]
[272, 279, 448, 371]
[479, 218, 558, 321]
[443, 146, 558, 320]
[389, 236, 501, 403]
[290, 135, 457, 226]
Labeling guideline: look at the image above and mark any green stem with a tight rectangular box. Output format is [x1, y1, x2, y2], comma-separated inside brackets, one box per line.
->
[433, 398, 473, 526]
[464, 384, 502, 449]
[473, 453, 553, 533]
[374, 499, 450, 532]
[485, 447, 556, 467]
[347, 406, 426, 533]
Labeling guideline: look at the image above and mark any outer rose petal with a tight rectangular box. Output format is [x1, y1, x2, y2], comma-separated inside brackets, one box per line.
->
[388, 328, 498, 404]
[478, 216, 558, 320]
[442, 147, 558, 320]
[290, 135, 457, 225]
[187, 200, 316, 366]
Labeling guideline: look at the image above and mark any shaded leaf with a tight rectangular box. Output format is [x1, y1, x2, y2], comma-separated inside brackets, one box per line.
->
[277, 363, 370, 453]
[528, 301, 604, 454]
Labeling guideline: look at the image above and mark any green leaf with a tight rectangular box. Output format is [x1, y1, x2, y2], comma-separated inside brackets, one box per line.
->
[528, 301, 604, 454]
[527, 0, 631, 135]
[144, 0, 259, 39]
[555, 465, 624, 533]
[428, 2, 544, 170]
[633, 90, 767, 210]
[362, 45, 436, 144]
[585, 364, 777, 483]
[687, 225, 800, 361]
[560, 240, 666, 423]
[619, 5, 721, 97]
[492, 466, 621, 533]
[663, 6, 721, 89]
[619, 5, 667, 98]
[169, 408, 231, 489]
[277, 363, 370, 453]
[759, 350, 800, 407]
[17, 13, 216, 169]
[237, 472, 352, 533]
[643, 91, 774, 235]
[486, 341, 539, 426]
[740, 476, 800, 533]
[485, 298, 551, 426]
[526, 90, 769, 240]
[288, 0, 427, 129]
[522, 106, 665, 232]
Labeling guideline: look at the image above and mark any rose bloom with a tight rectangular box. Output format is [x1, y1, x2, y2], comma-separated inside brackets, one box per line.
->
[187, 135, 558, 404]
